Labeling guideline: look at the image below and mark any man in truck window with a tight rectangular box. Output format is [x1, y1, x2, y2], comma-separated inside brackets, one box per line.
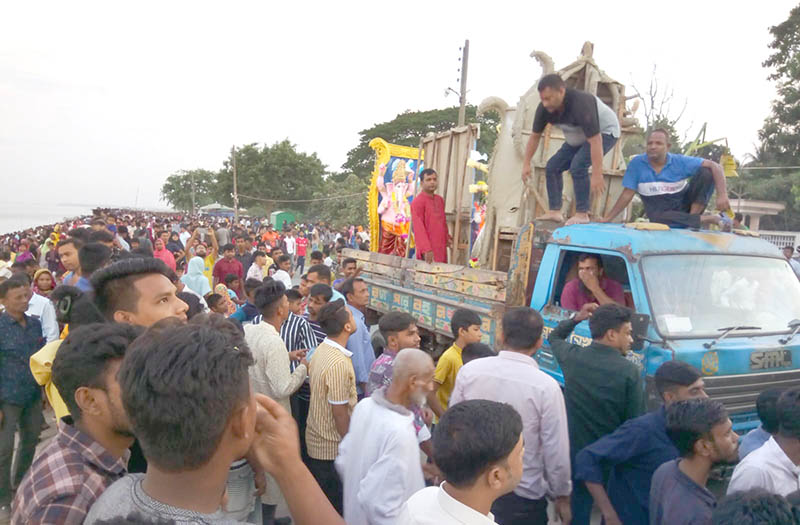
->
[560, 253, 625, 311]
[549, 302, 645, 524]
[602, 128, 731, 229]
[522, 73, 621, 226]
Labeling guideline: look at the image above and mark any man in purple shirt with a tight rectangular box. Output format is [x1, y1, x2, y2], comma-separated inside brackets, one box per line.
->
[450, 307, 572, 525]
[561, 253, 625, 311]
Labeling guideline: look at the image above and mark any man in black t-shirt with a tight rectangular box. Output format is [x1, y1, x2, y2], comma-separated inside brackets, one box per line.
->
[522, 74, 620, 225]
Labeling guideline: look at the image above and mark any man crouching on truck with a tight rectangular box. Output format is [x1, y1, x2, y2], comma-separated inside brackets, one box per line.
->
[601, 129, 731, 228]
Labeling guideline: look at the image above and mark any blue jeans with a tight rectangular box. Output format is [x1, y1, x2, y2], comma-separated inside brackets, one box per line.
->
[545, 133, 618, 213]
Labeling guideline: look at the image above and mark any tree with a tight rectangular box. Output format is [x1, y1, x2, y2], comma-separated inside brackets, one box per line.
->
[307, 173, 369, 227]
[215, 140, 326, 215]
[342, 105, 500, 181]
[160, 169, 218, 211]
[759, 5, 800, 165]
[625, 67, 688, 159]
[735, 5, 800, 231]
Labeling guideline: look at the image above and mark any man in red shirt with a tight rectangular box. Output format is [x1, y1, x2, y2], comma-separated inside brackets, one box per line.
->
[212, 243, 244, 297]
[410, 169, 450, 263]
[296, 230, 309, 274]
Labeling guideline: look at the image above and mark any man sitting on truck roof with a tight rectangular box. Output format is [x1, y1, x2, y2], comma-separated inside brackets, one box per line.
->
[601, 128, 731, 229]
[561, 253, 625, 311]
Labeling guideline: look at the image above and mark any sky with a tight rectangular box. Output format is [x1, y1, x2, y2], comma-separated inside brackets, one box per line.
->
[0, 1, 795, 209]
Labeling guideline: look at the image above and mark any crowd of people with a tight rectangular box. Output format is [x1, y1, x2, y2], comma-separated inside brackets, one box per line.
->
[0, 209, 799, 525]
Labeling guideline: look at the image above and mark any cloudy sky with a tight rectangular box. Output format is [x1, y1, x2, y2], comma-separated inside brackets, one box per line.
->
[1, 1, 795, 209]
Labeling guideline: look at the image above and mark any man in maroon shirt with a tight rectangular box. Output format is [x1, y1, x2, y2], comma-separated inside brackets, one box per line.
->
[410, 169, 450, 263]
[212, 243, 244, 297]
[561, 253, 625, 311]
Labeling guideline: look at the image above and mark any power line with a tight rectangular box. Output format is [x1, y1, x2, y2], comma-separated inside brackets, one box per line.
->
[237, 192, 368, 204]
[740, 166, 800, 170]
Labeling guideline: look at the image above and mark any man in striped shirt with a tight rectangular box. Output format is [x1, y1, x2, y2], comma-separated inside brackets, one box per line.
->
[306, 299, 358, 515]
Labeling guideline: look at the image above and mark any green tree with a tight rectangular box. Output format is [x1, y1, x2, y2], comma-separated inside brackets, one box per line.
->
[215, 140, 326, 215]
[160, 169, 218, 211]
[759, 5, 800, 165]
[342, 105, 500, 181]
[736, 5, 800, 230]
[307, 173, 369, 227]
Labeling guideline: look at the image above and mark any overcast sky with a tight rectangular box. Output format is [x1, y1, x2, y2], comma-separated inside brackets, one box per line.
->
[1, 1, 795, 209]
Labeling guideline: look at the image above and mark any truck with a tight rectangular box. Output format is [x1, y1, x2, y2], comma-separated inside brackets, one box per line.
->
[347, 221, 800, 433]
[354, 42, 800, 433]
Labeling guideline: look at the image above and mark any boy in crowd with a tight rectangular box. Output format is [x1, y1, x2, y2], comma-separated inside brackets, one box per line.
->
[398, 399, 524, 525]
[427, 308, 483, 419]
[230, 278, 263, 323]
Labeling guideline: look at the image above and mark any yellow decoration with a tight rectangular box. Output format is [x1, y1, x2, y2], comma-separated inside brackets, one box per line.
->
[721, 154, 738, 178]
[367, 138, 423, 253]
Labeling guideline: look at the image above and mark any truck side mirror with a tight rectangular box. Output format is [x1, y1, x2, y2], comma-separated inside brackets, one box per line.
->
[631, 313, 651, 352]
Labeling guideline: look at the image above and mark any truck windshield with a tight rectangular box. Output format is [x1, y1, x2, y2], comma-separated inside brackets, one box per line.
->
[642, 254, 800, 337]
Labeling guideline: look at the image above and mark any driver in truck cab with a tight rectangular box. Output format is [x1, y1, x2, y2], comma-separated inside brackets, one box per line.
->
[561, 253, 625, 311]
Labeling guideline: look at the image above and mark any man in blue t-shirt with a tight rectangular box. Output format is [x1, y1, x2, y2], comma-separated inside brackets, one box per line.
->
[602, 129, 731, 228]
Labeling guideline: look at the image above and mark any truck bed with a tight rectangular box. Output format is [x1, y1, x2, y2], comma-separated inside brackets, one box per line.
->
[343, 248, 509, 347]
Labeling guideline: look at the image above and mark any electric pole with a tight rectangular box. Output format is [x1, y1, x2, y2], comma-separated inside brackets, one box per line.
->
[232, 146, 239, 222]
[457, 39, 469, 127]
[191, 170, 196, 216]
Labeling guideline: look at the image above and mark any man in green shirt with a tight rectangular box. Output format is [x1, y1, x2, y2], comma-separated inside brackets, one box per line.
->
[549, 302, 645, 525]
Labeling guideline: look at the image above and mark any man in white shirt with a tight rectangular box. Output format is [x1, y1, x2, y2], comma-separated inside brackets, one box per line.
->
[246, 251, 271, 282]
[26, 284, 58, 343]
[273, 254, 293, 290]
[336, 348, 433, 525]
[285, 232, 297, 267]
[449, 307, 572, 524]
[727, 387, 800, 497]
[398, 399, 524, 525]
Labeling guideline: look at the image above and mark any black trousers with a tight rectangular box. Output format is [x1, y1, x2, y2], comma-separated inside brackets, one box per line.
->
[307, 457, 343, 515]
[646, 167, 716, 229]
[491, 491, 548, 525]
[290, 384, 311, 462]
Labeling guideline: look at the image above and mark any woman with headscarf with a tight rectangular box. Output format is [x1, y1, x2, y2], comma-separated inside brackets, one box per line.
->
[166, 231, 183, 253]
[181, 256, 212, 297]
[214, 283, 237, 316]
[33, 269, 55, 297]
[152, 237, 177, 271]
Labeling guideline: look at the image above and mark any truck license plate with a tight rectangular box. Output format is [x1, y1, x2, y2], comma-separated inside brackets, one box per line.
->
[750, 350, 792, 370]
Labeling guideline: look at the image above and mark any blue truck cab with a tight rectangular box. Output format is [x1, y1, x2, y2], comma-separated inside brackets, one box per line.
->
[533, 222, 800, 432]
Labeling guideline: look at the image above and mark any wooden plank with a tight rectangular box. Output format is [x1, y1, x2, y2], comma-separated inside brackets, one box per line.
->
[411, 272, 506, 302]
[506, 222, 534, 307]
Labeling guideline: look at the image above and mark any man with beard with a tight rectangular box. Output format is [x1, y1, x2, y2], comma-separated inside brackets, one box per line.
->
[335, 349, 433, 525]
[11, 323, 143, 524]
[560, 253, 624, 312]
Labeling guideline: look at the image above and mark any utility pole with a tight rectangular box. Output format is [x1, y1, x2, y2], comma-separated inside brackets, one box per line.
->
[231, 146, 239, 222]
[191, 171, 196, 216]
[457, 39, 469, 127]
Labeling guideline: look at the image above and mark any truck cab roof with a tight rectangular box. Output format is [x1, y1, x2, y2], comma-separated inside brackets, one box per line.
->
[549, 223, 782, 260]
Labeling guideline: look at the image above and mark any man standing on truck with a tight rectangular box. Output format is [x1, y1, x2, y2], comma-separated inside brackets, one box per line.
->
[549, 303, 645, 524]
[522, 74, 620, 226]
[411, 169, 450, 263]
[601, 128, 731, 228]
